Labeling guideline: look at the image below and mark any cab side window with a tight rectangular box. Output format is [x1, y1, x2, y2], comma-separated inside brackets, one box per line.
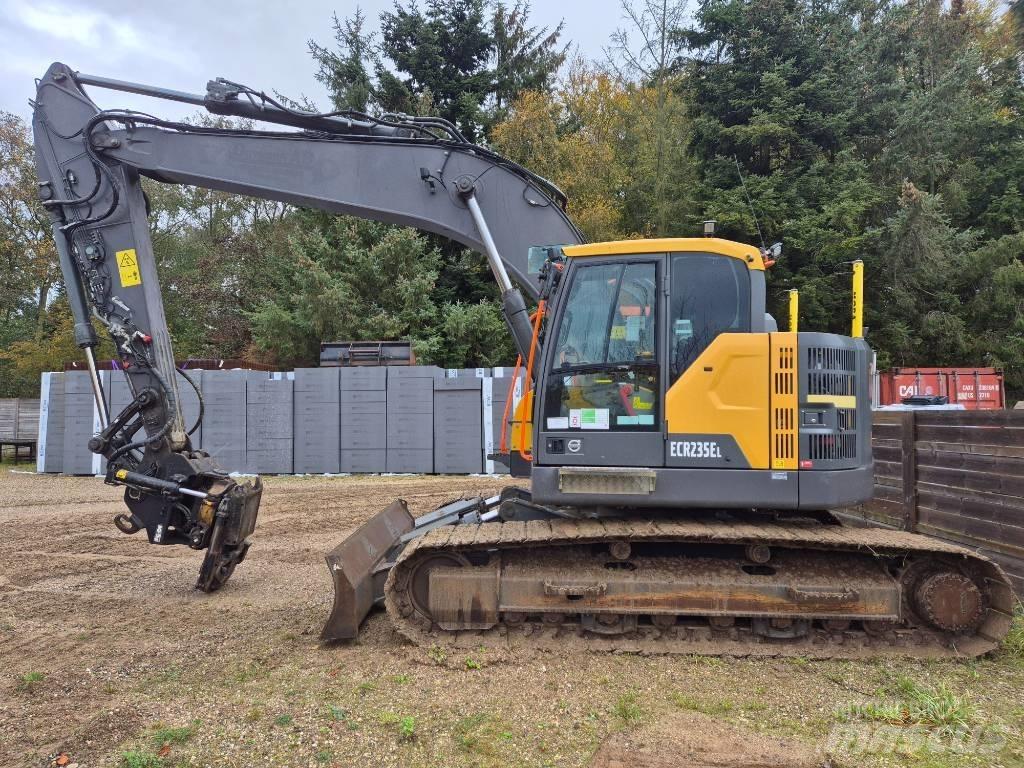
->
[670, 254, 750, 381]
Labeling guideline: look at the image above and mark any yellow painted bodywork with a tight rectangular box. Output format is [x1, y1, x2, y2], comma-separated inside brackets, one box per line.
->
[562, 238, 765, 271]
[509, 390, 533, 455]
[664, 332, 801, 470]
[769, 333, 799, 470]
[807, 394, 857, 409]
[665, 334, 771, 469]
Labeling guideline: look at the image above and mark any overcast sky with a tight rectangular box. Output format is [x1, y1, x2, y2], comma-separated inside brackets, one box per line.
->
[0, 0, 623, 120]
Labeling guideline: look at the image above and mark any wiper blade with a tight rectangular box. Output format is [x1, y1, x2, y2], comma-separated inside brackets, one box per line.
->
[552, 361, 656, 375]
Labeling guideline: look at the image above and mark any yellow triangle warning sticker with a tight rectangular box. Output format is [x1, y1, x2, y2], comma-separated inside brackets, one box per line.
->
[116, 248, 142, 287]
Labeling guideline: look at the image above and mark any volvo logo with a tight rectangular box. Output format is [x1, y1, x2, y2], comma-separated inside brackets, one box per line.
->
[567, 439, 582, 453]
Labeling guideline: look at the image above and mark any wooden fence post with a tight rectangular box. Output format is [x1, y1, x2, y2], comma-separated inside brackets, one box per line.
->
[901, 411, 918, 532]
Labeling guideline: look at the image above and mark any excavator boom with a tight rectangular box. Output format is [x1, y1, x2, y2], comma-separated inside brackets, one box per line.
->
[32, 61, 581, 593]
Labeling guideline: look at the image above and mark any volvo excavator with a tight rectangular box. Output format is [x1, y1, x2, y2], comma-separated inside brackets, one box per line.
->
[32, 62, 1014, 658]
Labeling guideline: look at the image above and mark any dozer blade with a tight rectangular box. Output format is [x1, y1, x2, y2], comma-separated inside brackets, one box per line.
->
[321, 499, 414, 642]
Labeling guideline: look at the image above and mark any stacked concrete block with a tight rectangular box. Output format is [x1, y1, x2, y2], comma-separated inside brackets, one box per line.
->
[294, 368, 341, 473]
[199, 369, 248, 472]
[340, 367, 388, 472]
[386, 366, 439, 473]
[246, 372, 294, 474]
[484, 367, 524, 474]
[36, 372, 66, 473]
[62, 370, 105, 475]
[434, 368, 487, 474]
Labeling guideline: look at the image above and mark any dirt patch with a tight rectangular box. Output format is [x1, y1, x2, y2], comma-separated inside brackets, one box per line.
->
[1, 469, 1021, 768]
[589, 711, 824, 768]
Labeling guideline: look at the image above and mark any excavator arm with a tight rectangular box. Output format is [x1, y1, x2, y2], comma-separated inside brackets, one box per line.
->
[32, 61, 582, 593]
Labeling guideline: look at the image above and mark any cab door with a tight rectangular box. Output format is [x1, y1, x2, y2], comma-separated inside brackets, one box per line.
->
[535, 256, 666, 467]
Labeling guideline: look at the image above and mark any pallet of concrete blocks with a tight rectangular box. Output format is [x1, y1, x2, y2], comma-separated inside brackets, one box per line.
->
[198, 369, 248, 472]
[483, 367, 525, 474]
[246, 371, 294, 474]
[386, 366, 440, 473]
[37, 372, 66, 473]
[340, 367, 388, 473]
[293, 368, 341, 474]
[433, 368, 488, 474]
[61, 370, 106, 475]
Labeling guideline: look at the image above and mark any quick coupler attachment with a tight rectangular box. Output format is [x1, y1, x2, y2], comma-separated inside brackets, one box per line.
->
[196, 478, 263, 593]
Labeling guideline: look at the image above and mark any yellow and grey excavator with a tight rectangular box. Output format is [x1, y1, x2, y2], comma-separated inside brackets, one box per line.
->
[32, 63, 1013, 658]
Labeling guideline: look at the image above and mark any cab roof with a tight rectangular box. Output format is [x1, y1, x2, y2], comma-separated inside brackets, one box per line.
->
[561, 238, 765, 271]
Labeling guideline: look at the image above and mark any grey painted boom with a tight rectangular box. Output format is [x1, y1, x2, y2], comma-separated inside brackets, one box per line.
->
[32, 60, 583, 454]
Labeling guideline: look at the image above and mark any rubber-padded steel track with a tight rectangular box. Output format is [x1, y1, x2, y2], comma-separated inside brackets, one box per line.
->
[384, 518, 1016, 658]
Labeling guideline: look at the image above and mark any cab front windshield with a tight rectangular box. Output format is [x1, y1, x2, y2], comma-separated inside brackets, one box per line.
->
[543, 261, 659, 431]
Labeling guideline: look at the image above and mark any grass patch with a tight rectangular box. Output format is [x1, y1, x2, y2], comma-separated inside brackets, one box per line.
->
[391, 673, 411, 684]
[356, 680, 377, 695]
[18, 671, 44, 690]
[837, 677, 976, 738]
[672, 693, 735, 716]
[398, 716, 416, 741]
[274, 713, 294, 727]
[611, 692, 644, 723]
[377, 711, 416, 741]
[151, 723, 194, 747]
[428, 645, 447, 664]
[464, 656, 482, 670]
[455, 713, 503, 755]
[120, 751, 161, 768]
[326, 704, 360, 731]
[1003, 605, 1024, 660]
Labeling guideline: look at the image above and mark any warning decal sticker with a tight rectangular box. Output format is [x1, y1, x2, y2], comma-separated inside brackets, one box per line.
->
[116, 249, 142, 287]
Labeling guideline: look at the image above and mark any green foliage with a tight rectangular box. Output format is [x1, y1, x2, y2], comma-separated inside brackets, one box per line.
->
[673, 0, 1024, 395]
[120, 751, 161, 768]
[17, 671, 44, 690]
[273, 713, 293, 727]
[398, 715, 417, 741]
[611, 692, 644, 722]
[310, 1, 566, 140]
[3, 3, 1023, 397]
[151, 723, 194, 746]
[1004, 604, 1024, 661]
[671, 693, 735, 715]
[837, 676, 976, 739]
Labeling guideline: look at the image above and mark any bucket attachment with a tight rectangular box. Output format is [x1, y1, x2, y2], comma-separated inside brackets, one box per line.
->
[321, 499, 415, 642]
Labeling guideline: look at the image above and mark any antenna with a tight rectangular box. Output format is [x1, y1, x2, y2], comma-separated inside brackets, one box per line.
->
[734, 156, 766, 250]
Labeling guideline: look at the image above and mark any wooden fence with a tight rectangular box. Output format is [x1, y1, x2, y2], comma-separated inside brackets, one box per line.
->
[0, 398, 39, 440]
[839, 410, 1024, 596]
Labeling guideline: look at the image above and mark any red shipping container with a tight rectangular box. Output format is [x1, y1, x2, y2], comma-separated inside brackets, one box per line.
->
[878, 367, 1005, 410]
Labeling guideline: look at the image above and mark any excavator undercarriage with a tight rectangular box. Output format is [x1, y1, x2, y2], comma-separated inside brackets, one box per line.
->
[325, 493, 1014, 659]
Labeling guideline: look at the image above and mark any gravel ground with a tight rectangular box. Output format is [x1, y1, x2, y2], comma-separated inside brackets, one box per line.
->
[1, 468, 1022, 768]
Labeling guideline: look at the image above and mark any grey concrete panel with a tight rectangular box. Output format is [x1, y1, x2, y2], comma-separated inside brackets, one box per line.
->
[386, 449, 433, 473]
[340, 367, 387, 390]
[37, 372, 66, 473]
[294, 386, 341, 472]
[341, 449, 386, 473]
[246, 441, 294, 474]
[341, 389, 387, 405]
[294, 367, 340, 398]
[387, 366, 441, 380]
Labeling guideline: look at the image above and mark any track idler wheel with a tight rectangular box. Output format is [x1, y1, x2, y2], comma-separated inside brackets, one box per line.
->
[913, 571, 984, 632]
